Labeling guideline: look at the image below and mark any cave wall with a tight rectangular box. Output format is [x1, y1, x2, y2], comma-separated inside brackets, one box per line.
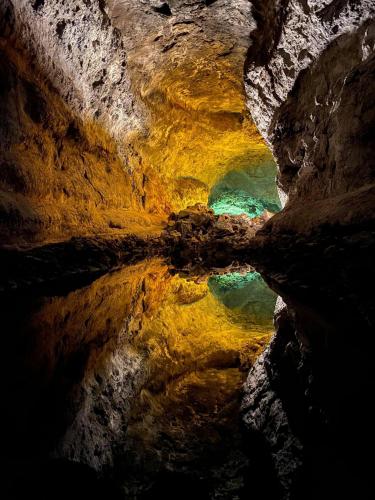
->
[245, 0, 375, 230]
[1, 0, 273, 248]
[107, 0, 273, 212]
[2, 258, 274, 497]
[242, 2, 375, 498]
[0, 0, 156, 247]
[0, 46, 153, 247]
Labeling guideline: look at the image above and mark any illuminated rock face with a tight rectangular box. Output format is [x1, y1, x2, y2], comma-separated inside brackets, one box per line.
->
[0, 0, 157, 247]
[0, 0, 273, 248]
[109, 0, 272, 213]
[209, 160, 281, 217]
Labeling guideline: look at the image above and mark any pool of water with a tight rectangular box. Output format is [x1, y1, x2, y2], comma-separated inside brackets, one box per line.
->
[1, 258, 276, 498]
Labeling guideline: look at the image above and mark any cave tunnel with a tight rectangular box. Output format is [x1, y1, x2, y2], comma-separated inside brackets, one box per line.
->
[1, 1, 375, 500]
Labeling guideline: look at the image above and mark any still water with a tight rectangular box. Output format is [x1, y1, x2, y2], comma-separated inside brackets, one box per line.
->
[1, 258, 276, 498]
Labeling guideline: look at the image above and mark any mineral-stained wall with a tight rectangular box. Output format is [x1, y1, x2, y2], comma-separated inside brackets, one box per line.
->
[107, 0, 272, 212]
[0, 0, 272, 248]
[0, 0, 155, 247]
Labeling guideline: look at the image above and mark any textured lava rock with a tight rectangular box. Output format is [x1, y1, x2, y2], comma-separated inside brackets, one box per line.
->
[0, 0, 272, 248]
[245, 0, 375, 219]
[161, 203, 272, 266]
[241, 222, 375, 499]
[242, 2, 375, 498]
[1, 258, 273, 498]
[0, 0, 160, 247]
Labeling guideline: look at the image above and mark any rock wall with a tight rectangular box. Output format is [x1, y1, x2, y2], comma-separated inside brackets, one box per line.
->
[107, 0, 272, 213]
[1, 0, 273, 248]
[245, 0, 375, 224]
[2, 257, 274, 497]
[242, 2, 375, 498]
[0, 0, 156, 248]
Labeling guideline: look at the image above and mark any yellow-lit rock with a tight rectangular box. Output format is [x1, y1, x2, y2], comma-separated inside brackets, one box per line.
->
[1, 0, 273, 247]
[0, 44, 162, 247]
[127, 29, 272, 214]
[132, 270, 272, 386]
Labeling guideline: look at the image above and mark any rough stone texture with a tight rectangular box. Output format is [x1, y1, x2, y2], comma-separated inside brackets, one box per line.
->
[1, 263, 150, 483]
[2, 258, 273, 497]
[245, 0, 375, 213]
[103, 0, 274, 213]
[4, 0, 142, 140]
[242, 2, 375, 498]
[242, 301, 303, 495]
[0, 0, 273, 248]
[161, 202, 273, 267]
[0, 0, 163, 248]
[241, 220, 375, 499]
[1, 1, 374, 497]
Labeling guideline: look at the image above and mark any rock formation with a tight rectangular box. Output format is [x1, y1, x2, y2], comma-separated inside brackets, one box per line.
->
[0, 0, 272, 250]
[161, 202, 272, 267]
[2, 258, 274, 497]
[0, 0, 150, 247]
[241, 2, 375, 498]
[245, 0, 375, 225]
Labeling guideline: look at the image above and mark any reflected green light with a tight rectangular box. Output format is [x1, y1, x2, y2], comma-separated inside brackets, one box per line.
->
[208, 271, 277, 328]
[209, 271, 261, 290]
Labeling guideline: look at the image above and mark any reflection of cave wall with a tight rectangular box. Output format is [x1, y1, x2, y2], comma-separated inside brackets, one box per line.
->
[2, 258, 274, 497]
[0, 261, 159, 468]
[208, 271, 277, 329]
[209, 160, 281, 217]
[113, 266, 273, 496]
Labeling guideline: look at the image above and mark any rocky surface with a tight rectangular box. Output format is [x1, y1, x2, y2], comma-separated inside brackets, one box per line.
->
[107, 0, 273, 213]
[2, 258, 274, 498]
[0, 0, 160, 247]
[1, 261, 153, 497]
[241, 223, 375, 499]
[242, 2, 375, 497]
[1, 1, 374, 498]
[0, 203, 274, 292]
[245, 0, 375, 216]
[0, 0, 273, 249]
[161, 203, 272, 267]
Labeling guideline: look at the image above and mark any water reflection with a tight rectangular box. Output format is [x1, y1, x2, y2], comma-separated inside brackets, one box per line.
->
[1, 258, 276, 498]
[209, 271, 277, 330]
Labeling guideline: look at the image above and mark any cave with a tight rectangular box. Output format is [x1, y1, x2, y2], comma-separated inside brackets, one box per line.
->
[0, 1, 374, 499]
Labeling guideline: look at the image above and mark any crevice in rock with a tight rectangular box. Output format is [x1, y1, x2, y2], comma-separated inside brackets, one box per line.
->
[152, 2, 172, 17]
